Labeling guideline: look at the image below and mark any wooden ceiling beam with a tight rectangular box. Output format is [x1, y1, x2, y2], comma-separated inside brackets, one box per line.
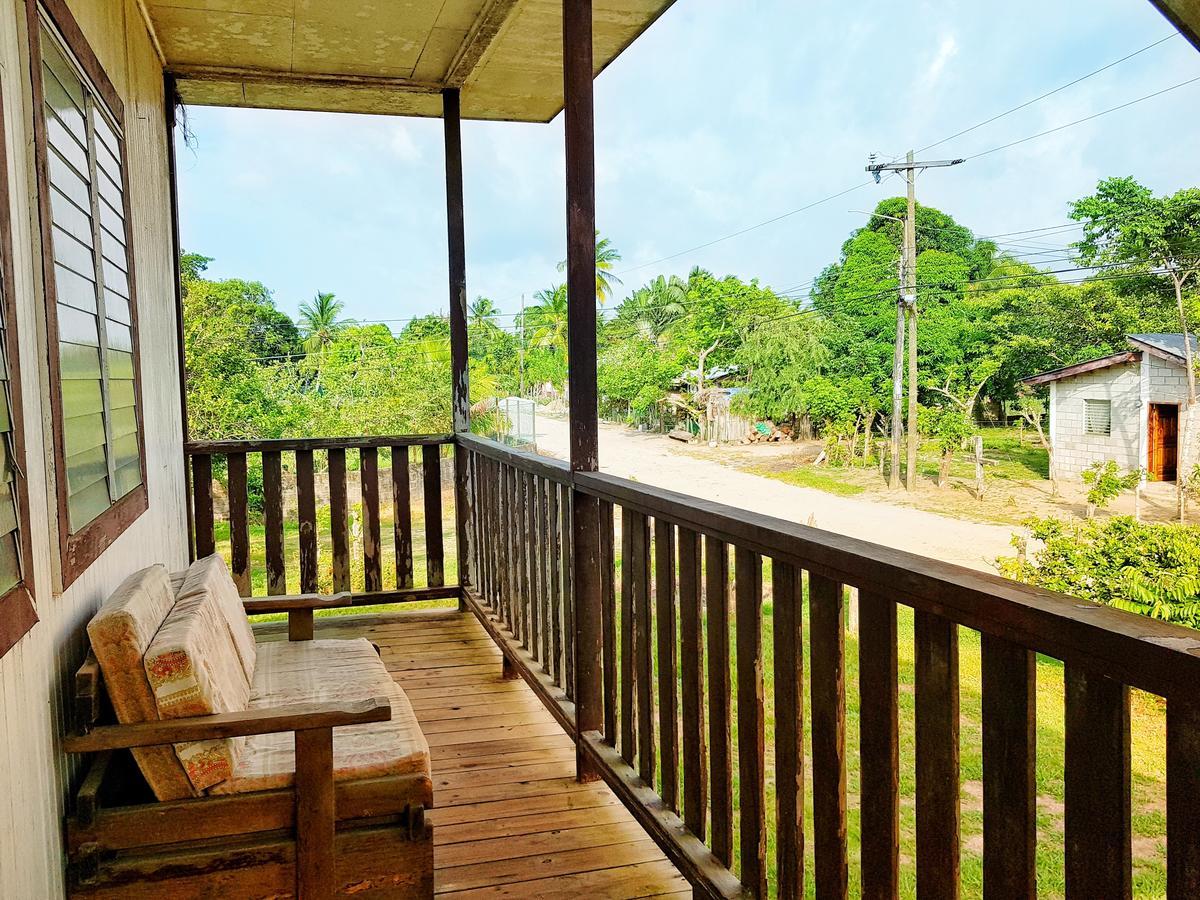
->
[168, 64, 444, 95]
[445, 0, 521, 87]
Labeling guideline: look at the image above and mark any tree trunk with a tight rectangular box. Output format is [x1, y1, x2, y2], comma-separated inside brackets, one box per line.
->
[938, 450, 951, 487]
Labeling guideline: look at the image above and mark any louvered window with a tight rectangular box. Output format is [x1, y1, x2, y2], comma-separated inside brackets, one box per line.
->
[0, 57, 34, 659]
[1085, 399, 1112, 436]
[32, 5, 146, 586]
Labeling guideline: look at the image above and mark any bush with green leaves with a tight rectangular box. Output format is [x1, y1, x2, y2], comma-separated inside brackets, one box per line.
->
[1080, 460, 1141, 516]
[998, 516, 1200, 627]
[918, 404, 973, 485]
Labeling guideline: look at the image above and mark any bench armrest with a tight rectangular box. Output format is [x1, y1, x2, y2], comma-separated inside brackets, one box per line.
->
[242, 592, 353, 614]
[63, 695, 391, 753]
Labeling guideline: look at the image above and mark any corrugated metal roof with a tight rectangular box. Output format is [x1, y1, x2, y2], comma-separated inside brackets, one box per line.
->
[1127, 333, 1200, 361]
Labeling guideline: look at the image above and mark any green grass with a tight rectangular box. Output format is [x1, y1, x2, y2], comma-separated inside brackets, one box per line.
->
[754, 465, 866, 497]
[918, 425, 1051, 483]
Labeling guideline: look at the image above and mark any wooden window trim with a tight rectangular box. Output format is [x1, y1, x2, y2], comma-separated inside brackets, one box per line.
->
[27, 0, 149, 590]
[0, 40, 37, 658]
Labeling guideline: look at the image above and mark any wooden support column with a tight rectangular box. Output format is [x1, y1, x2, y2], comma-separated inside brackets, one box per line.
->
[164, 74, 194, 559]
[563, 0, 601, 783]
[444, 88, 471, 601]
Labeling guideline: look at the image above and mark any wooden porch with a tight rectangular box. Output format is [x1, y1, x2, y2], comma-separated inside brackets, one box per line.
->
[282, 610, 688, 898]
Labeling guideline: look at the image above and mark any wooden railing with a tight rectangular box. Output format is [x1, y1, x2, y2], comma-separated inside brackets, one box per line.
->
[459, 434, 576, 727]
[461, 433, 1200, 900]
[185, 435, 459, 603]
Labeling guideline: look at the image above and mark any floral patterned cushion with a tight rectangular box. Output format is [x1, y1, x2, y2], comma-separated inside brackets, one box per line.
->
[144, 581, 252, 792]
[176, 554, 256, 684]
[210, 638, 429, 795]
[86, 565, 196, 801]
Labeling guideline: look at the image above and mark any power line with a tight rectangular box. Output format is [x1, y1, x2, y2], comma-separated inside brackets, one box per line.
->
[915, 33, 1180, 155]
[966, 74, 1200, 160]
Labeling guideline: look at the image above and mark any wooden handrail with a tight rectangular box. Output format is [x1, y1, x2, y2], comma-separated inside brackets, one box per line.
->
[184, 434, 452, 454]
[64, 696, 392, 752]
[457, 432, 571, 483]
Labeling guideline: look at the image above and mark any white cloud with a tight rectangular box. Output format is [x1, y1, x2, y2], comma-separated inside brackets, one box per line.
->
[921, 34, 959, 91]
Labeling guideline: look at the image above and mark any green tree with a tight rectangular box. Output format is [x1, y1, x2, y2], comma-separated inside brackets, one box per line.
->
[1071, 177, 1200, 400]
[298, 291, 348, 352]
[734, 317, 830, 423]
[527, 285, 569, 354]
[557, 231, 623, 304]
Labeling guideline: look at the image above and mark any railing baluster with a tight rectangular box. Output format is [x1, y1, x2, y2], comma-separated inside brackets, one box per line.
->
[620, 506, 636, 764]
[227, 452, 250, 595]
[263, 449, 285, 595]
[528, 475, 542, 657]
[981, 633, 1036, 900]
[560, 482, 575, 699]
[422, 444, 444, 587]
[915, 610, 960, 899]
[655, 518, 678, 811]
[1064, 667, 1131, 899]
[514, 467, 529, 641]
[705, 535, 733, 868]
[601, 499, 617, 745]
[735, 546, 767, 896]
[632, 510, 655, 786]
[1168, 698, 1200, 899]
[549, 480, 563, 684]
[392, 445, 414, 589]
[540, 477, 553, 670]
[810, 572, 848, 899]
[500, 463, 513, 626]
[773, 559, 803, 899]
[328, 448, 350, 593]
[361, 447, 382, 593]
[191, 453, 214, 559]
[859, 590, 899, 899]
[679, 527, 707, 841]
[296, 449, 317, 594]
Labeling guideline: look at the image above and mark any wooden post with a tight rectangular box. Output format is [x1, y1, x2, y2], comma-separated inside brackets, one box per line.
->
[443, 88, 471, 600]
[164, 74, 194, 559]
[564, 0, 601, 783]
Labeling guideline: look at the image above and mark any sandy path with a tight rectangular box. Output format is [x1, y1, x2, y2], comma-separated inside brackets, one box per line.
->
[534, 416, 1018, 573]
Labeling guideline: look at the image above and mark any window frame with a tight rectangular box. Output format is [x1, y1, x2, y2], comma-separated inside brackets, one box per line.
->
[0, 57, 37, 659]
[1084, 398, 1113, 437]
[27, 0, 148, 590]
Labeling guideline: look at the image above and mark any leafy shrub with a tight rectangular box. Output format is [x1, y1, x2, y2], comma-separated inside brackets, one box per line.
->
[1079, 460, 1140, 515]
[998, 516, 1200, 627]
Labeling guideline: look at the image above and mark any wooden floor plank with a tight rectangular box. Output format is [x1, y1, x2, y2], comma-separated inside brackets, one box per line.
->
[436, 859, 690, 899]
[366, 610, 684, 899]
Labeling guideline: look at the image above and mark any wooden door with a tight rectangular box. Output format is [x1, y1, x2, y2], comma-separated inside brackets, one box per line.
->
[1149, 403, 1178, 481]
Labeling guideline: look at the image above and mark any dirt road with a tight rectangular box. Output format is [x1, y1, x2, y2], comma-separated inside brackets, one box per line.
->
[534, 416, 1018, 573]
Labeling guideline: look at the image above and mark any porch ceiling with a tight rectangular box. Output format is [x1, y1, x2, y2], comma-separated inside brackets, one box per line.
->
[145, 0, 675, 122]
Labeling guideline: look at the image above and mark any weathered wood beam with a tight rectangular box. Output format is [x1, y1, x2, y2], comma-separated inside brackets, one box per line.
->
[446, 0, 521, 86]
[444, 88, 472, 598]
[169, 65, 443, 94]
[564, 0, 602, 784]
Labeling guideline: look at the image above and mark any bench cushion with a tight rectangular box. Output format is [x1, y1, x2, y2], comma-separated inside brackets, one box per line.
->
[210, 638, 429, 795]
[86, 565, 196, 801]
[144, 579, 252, 792]
[177, 554, 257, 683]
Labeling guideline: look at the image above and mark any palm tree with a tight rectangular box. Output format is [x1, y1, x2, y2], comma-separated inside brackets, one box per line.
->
[557, 231, 623, 304]
[298, 292, 347, 352]
[469, 296, 499, 329]
[621, 274, 686, 343]
[526, 284, 569, 355]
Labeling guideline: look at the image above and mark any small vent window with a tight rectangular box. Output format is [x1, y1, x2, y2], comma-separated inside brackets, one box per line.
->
[1085, 399, 1112, 436]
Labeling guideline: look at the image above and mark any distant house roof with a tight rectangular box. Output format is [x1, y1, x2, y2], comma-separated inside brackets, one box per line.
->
[1022, 334, 1200, 387]
[1021, 351, 1142, 387]
[1126, 333, 1200, 363]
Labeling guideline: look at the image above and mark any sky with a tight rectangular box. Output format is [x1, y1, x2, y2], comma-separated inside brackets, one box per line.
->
[175, 0, 1200, 332]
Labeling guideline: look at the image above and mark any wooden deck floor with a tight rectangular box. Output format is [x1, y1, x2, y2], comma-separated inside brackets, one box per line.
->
[313, 610, 691, 899]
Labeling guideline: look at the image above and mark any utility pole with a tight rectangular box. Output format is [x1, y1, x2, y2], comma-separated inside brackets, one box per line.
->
[519, 292, 526, 397]
[866, 151, 965, 490]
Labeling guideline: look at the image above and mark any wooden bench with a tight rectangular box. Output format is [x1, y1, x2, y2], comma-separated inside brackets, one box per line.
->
[62, 559, 434, 899]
